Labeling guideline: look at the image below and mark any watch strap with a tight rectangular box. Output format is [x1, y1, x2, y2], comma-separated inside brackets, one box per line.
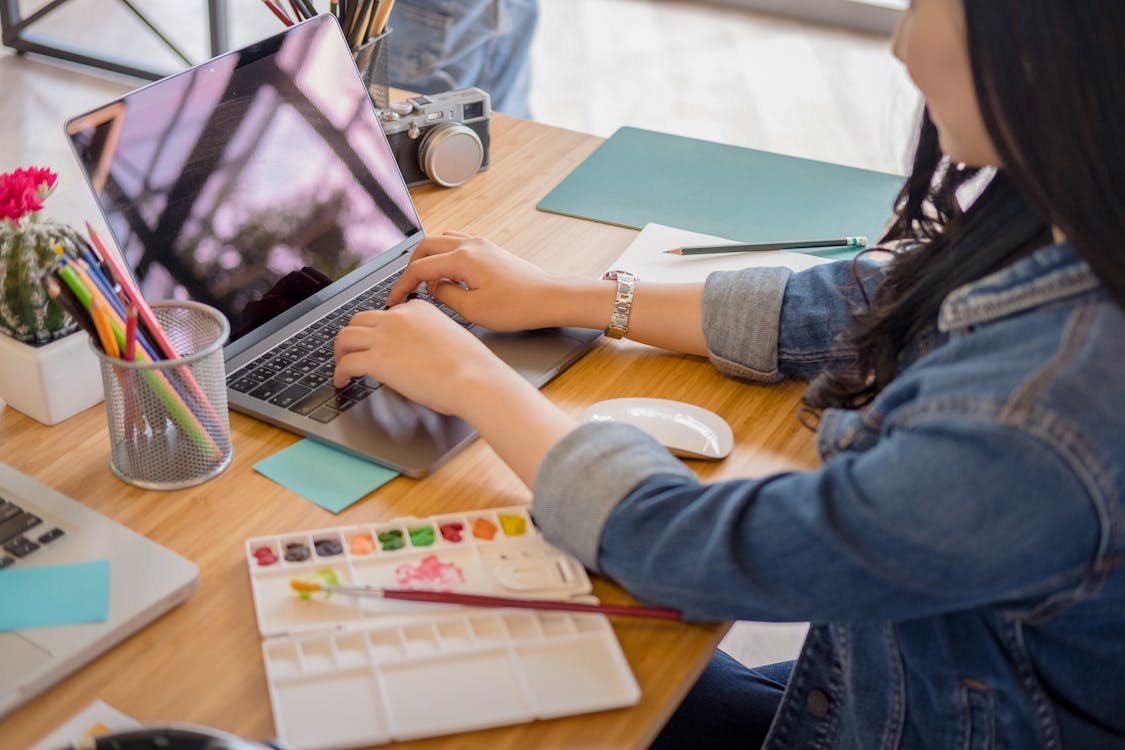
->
[602, 270, 637, 339]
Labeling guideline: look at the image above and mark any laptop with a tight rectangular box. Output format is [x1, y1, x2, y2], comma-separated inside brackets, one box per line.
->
[64, 15, 600, 478]
[0, 462, 198, 718]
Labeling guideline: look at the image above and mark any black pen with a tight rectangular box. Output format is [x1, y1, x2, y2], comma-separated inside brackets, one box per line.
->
[665, 236, 868, 256]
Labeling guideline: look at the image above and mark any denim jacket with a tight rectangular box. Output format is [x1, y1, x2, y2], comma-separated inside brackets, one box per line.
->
[533, 242, 1125, 749]
[386, 0, 536, 117]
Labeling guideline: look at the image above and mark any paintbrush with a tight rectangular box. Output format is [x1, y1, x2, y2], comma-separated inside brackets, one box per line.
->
[289, 577, 684, 621]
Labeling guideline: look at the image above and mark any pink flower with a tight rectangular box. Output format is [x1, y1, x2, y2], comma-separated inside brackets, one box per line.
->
[0, 166, 58, 228]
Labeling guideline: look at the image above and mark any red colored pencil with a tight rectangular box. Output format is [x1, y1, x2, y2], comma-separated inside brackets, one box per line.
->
[261, 0, 295, 25]
[124, 304, 139, 361]
[290, 578, 684, 621]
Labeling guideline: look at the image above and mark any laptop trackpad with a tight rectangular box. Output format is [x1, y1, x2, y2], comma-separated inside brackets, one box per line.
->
[0, 633, 52, 692]
[480, 329, 592, 382]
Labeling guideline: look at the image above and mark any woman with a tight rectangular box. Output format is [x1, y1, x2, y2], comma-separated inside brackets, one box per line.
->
[334, 0, 1125, 746]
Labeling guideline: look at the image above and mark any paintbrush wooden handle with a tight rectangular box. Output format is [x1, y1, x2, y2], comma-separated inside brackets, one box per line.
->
[380, 588, 683, 621]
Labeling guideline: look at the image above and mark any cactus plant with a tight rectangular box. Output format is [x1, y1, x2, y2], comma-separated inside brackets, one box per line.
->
[0, 167, 81, 345]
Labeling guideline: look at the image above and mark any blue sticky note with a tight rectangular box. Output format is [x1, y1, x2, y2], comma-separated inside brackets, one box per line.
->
[254, 439, 399, 513]
[0, 559, 111, 631]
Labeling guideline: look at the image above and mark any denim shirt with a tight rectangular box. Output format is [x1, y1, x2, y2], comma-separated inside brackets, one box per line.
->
[532, 243, 1125, 749]
[386, 0, 536, 117]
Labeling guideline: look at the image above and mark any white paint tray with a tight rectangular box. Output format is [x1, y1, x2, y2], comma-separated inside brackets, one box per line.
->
[245, 506, 641, 749]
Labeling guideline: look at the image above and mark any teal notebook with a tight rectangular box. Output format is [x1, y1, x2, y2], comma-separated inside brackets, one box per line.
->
[538, 127, 905, 259]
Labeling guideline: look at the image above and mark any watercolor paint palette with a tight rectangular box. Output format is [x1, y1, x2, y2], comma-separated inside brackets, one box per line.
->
[245, 506, 642, 749]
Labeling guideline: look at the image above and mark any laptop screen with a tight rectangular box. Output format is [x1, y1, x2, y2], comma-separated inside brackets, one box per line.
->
[65, 16, 421, 344]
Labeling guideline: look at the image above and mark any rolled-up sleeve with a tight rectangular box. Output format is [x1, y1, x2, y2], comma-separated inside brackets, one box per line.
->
[703, 267, 791, 382]
[532, 421, 695, 571]
[702, 258, 890, 383]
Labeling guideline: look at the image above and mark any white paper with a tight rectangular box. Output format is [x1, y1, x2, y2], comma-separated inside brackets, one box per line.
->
[26, 700, 140, 750]
[607, 223, 834, 283]
[720, 621, 809, 668]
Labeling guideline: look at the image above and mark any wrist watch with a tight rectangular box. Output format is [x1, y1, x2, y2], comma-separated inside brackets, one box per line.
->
[601, 270, 638, 339]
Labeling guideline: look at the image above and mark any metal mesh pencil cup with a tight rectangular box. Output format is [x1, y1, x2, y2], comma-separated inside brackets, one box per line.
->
[353, 28, 392, 110]
[93, 301, 233, 490]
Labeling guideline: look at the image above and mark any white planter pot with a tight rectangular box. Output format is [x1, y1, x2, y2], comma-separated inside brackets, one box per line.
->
[0, 332, 104, 425]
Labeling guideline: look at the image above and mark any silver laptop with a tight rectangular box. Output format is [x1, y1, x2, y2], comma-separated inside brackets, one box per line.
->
[0, 462, 198, 718]
[64, 15, 600, 478]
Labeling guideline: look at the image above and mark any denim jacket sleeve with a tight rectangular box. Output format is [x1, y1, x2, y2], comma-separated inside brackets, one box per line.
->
[703, 257, 888, 382]
[532, 413, 1100, 624]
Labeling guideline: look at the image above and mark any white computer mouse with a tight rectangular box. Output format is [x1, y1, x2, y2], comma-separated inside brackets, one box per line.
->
[577, 397, 734, 460]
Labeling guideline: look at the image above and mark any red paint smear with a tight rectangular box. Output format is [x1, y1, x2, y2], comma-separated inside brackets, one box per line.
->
[395, 554, 465, 591]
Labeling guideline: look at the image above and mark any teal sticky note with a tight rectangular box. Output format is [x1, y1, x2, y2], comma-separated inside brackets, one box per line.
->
[254, 439, 399, 513]
[538, 127, 905, 259]
[0, 559, 110, 631]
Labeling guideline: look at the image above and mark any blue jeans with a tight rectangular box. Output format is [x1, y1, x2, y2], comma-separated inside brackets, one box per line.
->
[386, 0, 537, 117]
[650, 653, 794, 750]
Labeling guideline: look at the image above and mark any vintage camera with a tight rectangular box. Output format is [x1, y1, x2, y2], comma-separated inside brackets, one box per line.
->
[379, 87, 491, 188]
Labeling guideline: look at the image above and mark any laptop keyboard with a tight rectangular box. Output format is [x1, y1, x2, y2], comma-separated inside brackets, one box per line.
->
[226, 269, 470, 423]
[0, 495, 66, 568]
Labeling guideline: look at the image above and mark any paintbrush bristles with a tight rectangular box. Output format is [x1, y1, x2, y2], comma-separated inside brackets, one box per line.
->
[290, 578, 326, 593]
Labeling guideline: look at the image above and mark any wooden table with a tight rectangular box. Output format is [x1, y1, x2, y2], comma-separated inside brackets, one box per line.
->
[0, 112, 820, 749]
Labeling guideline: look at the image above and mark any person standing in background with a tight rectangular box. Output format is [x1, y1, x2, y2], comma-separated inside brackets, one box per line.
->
[386, 0, 537, 117]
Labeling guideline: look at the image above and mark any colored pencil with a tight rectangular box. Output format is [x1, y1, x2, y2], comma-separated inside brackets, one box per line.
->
[665, 235, 869, 256]
[124, 305, 139, 361]
[44, 275, 97, 340]
[90, 297, 119, 357]
[55, 264, 221, 459]
[84, 223, 227, 442]
[260, 0, 294, 26]
[123, 304, 143, 439]
[290, 578, 684, 621]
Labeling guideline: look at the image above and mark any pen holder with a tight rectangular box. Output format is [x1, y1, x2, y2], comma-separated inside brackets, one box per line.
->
[92, 301, 233, 491]
[353, 28, 392, 110]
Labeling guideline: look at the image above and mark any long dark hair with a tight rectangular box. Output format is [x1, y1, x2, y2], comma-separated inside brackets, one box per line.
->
[802, 0, 1125, 415]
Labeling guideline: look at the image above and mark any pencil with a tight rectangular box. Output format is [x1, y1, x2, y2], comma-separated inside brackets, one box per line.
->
[369, 0, 395, 37]
[90, 298, 119, 357]
[123, 304, 142, 438]
[665, 236, 869, 256]
[56, 264, 221, 459]
[124, 305, 139, 361]
[290, 578, 684, 621]
[44, 275, 97, 340]
[350, 0, 375, 47]
[85, 223, 227, 443]
[260, 0, 294, 25]
[296, 0, 318, 20]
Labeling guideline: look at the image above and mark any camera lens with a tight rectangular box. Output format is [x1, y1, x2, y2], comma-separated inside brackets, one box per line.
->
[418, 123, 484, 187]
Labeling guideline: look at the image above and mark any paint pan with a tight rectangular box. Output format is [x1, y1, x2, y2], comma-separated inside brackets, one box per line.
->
[245, 506, 641, 748]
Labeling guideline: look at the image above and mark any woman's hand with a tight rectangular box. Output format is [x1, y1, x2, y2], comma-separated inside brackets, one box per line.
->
[334, 300, 509, 418]
[385, 231, 587, 331]
[384, 229, 710, 356]
[333, 297, 578, 487]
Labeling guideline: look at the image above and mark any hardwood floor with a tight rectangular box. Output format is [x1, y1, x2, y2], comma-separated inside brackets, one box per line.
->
[2, 0, 918, 671]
